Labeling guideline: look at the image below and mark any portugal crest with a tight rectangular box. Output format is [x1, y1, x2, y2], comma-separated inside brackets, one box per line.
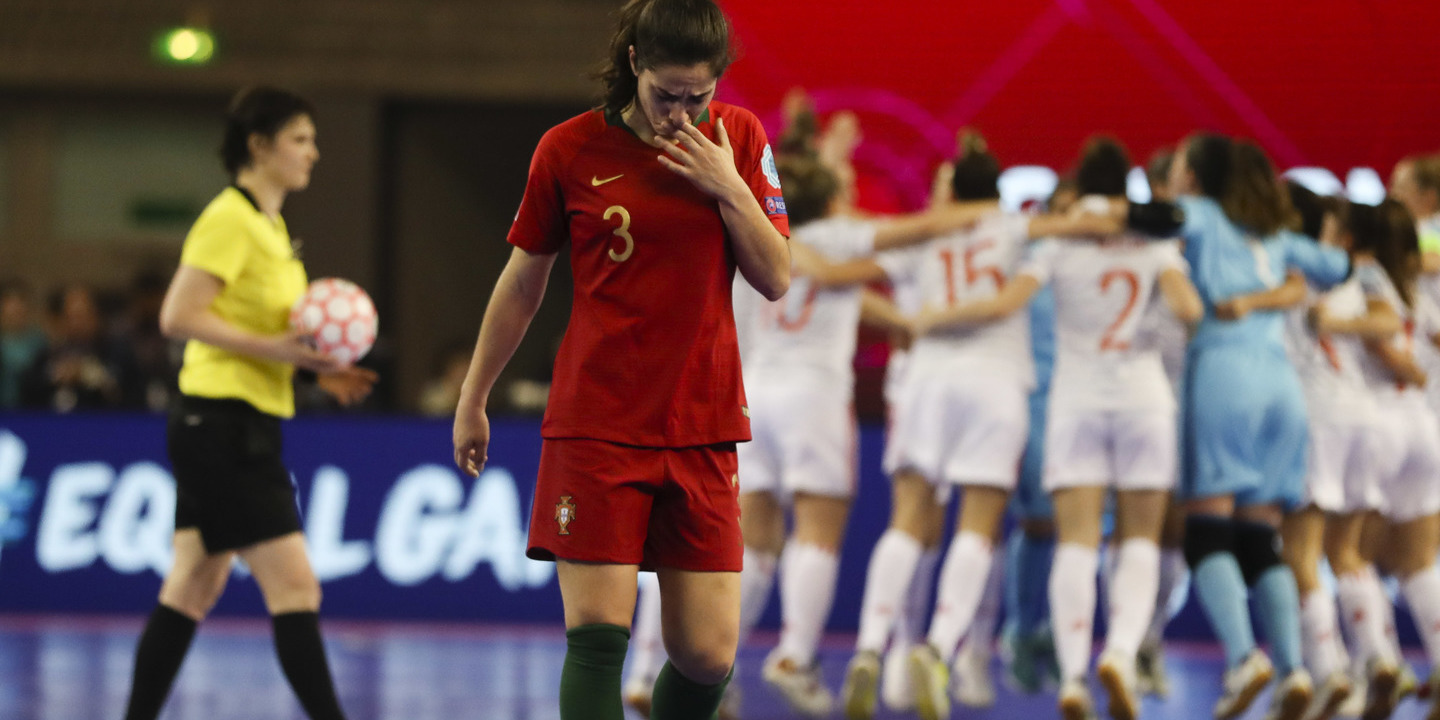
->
[555, 495, 576, 535]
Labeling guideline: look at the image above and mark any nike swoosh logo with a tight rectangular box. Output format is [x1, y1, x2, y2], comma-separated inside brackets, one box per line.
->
[591, 174, 624, 186]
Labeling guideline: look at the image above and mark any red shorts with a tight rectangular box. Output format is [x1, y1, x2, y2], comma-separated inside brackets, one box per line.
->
[526, 438, 743, 572]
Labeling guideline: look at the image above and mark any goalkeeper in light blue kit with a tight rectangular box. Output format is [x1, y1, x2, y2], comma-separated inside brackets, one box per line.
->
[1125, 134, 1351, 720]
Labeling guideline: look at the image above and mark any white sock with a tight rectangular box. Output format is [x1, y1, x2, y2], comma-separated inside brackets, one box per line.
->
[959, 547, 1005, 662]
[926, 531, 995, 662]
[1402, 565, 1440, 665]
[627, 572, 666, 684]
[776, 542, 842, 667]
[1336, 568, 1391, 663]
[856, 530, 924, 653]
[1144, 548, 1188, 647]
[1105, 539, 1159, 661]
[1301, 587, 1346, 679]
[739, 547, 779, 643]
[1050, 543, 1100, 683]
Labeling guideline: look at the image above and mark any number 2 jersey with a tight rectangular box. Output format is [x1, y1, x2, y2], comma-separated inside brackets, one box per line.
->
[1018, 236, 1188, 412]
[507, 103, 790, 447]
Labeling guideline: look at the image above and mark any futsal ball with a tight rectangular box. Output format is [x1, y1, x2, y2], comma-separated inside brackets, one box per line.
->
[290, 278, 378, 366]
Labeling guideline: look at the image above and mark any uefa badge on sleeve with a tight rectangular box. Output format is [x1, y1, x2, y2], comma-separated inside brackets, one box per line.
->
[555, 496, 576, 535]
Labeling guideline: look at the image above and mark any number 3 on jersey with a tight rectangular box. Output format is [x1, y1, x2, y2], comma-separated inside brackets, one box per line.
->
[604, 205, 633, 262]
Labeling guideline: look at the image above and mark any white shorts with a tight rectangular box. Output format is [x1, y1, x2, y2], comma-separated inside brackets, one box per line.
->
[884, 367, 1027, 488]
[1304, 418, 1380, 514]
[1375, 401, 1440, 523]
[737, 380, 857, 499]
[1043, 408, 1177, 491]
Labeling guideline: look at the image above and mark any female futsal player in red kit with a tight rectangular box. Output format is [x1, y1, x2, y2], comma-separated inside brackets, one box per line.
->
[451, 1, 790, 718]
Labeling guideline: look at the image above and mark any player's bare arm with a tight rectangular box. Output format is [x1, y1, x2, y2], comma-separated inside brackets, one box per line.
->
[160, 264, 340, 373]
[454, 247, 557, 477]
[659, 117, 790, 300]
[1310, 296, 1401, 340]
[1213, 270, 1306, 320]
[1157, 267, 1203, 325]
[914, 273, 1040, 336]
[1365, 335, 1428, 388]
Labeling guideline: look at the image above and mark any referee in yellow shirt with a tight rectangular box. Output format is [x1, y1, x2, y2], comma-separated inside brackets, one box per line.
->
[121, 86, 375, 720]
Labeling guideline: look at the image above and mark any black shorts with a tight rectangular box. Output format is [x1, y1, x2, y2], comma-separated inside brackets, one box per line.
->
[167, 395, 302, 554]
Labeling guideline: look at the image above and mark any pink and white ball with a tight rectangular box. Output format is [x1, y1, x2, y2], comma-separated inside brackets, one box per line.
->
[289, 278, 378, 366]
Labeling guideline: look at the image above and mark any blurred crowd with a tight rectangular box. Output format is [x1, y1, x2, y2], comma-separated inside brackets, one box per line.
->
[0, 273, 176, 414]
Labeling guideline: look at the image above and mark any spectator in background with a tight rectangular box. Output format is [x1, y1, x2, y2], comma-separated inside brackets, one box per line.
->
[417, 340, 472, 417]
[117, 269, 183, 412]
[20, 283, 143, 412]
[0, 280, 47, 409]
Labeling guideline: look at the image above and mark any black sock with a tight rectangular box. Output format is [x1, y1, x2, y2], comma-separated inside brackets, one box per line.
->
[651, 661, 732, 720]
[123, 604, 198, 720]
[559, 623, 630, 720]
[271, 611, 346, 720]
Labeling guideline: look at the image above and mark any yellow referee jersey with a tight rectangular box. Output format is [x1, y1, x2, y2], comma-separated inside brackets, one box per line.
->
[177, 186, 307, 418]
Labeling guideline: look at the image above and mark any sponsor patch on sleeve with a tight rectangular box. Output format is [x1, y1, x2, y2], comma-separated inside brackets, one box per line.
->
[764, 195, 787, 216]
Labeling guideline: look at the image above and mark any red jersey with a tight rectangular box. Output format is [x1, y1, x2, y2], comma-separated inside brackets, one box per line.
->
[508, 101, 790, 447]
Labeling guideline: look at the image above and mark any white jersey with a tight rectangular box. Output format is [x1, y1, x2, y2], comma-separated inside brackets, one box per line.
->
[1283, 278, 1378, 421]
[1133, 288, 1189, 393]
[733, 274, 764, 366]
[884, 210, 1034, 387]
[743, 216, 877, 389]
[1019, 236, 1186, 411]
[878, 249, 924, 405]
[1353, 261, 1440, 406]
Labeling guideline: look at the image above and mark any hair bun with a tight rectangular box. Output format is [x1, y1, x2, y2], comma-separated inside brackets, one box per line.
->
[957, 129, 988, 157]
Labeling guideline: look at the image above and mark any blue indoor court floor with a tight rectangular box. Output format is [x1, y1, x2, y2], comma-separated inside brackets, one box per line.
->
[0, 615, 1432, 720]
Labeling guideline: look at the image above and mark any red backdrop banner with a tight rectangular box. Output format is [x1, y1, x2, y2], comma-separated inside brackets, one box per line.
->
[717, 0, 1440, 211]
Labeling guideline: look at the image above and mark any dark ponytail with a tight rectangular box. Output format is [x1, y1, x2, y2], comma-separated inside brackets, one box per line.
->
[950, 129, 1000, 201]
[597, 0, 734, 115]
[1350, 199, 1421, 307]
[1074, 135, 1130, 198]
[1182, 133, 1232, 201]
[1221, 140, 1297, 236]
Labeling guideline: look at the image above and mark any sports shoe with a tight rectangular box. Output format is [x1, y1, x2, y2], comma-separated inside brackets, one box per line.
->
[1214, 650, 1275, 720]
[1425, 667, 1440, 720]
[842, 650, 882, 720]
[1398, 663, 1420, 701]
[718, 682, 741, 720]
[1337, 669, 1366, 719]
[1002, 621, 1060, 694]
[1303, 671, 1352, 720]
[952, 644, 996, 708]
[881, 641, 916, 711]
[622, 675, 654, 719]
[1060, 677, 1100, 720]
[1361, 657, 1399, 720]
[1136, 640, 1170, 698]
[1097, 650, 1140, 720]
[909, 644, 952, 720]
[1266, 670, 1314, 720]
[762, 652, 834, 718]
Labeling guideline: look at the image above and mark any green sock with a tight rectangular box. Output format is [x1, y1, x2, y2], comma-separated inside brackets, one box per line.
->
[650, 661, 732, 720]
[559, 624, 629, 720]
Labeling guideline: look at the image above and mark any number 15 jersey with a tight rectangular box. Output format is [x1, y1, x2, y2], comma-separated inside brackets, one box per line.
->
[881, 210, 1034, 388]
[507, 104, 790, 448]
